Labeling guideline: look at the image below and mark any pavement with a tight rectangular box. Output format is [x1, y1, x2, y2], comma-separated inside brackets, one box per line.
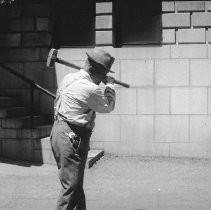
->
[0, 155, 211, 210]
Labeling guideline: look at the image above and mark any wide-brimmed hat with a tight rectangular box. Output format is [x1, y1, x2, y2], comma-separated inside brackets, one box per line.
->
[86, 49, 115, 73]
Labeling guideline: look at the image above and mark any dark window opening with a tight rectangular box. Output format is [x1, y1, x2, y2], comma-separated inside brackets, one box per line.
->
[54, 0, 95, 48]
[113, 0, 162, 47]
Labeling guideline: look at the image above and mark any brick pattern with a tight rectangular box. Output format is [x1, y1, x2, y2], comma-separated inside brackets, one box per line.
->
[162, 13, 191, 28]
[95, 2, 113, 45]
[1, 1, 211, 159]
[206, 1, 211, 11]
[162, 2, 175, 13]
[162, 29, 175, 44]
[162, 1, 211, 44]
[192, 12, 211, 27]
[175, 1, 205, 12]
[96, 31, 113, 45]
[10, 19, 34, 32]
[0, 1, 53, 117]
[96, 2, 112, 14]
[56, 1, 211, 159]
[155, 59, 189, 86]
[177, 28, 206, 44]
[0, 34, 21, 47]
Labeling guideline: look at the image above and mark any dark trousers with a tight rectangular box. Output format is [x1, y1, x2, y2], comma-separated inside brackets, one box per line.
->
[50, 120, 92, 210]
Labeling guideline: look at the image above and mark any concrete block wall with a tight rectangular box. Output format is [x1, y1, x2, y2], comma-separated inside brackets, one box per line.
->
[0, 1, 55, 114]
[95, 2, 113, 46]
[1, 1, 210, 159]
[59, 1, 211, 159]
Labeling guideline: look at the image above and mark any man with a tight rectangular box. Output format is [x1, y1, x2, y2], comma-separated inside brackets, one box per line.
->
[50, 48, 116, 210]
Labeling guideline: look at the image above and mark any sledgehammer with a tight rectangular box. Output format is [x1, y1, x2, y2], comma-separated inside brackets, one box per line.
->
[46, 48, 130, 88]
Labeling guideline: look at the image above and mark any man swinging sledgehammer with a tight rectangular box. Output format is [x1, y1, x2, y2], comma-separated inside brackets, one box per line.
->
[50, 48, 117, 210]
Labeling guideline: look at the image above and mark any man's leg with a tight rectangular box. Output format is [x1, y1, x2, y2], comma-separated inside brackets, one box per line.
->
[51, 121, 88, 210]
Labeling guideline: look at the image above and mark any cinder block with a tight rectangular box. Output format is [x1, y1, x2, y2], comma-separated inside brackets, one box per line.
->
[162, 1, 175, 13]
[10, 19, 34, 32]
[162, 13, 190, 28]
[208, 29, 211, 43]
[2, 139, 34, 161]
[103, 141, 121, 154]
[107, 59, 120, 81]
[190, 116, 211, 142]
[36, 18, 52, 32]
[8, 5, 21, 17]
[209, 88, 211, 114]
[132, 142, 170, 157]
[34, 148, 55, 164]
[24, 62, 48, 72]
[155, 115, 189, 142]
[171, 88, 207, 114]
[0, 7, 7, 17]
[1, 62, 24, 75]
[0, 69, 27, 89]
[89, 141, 104, 150]
[111, 141, 170, 156]
[34, 137, 51, 150]
[206, 143, 211, 158]
[22, 32, 52, 47]
[58, 48, 90, 61]
[39, 91, 54, 114]
[40, 48, 50, 61]
[190, 59, 211, 86]
[22, 3, 50, 17]
[206, 1, 211, 11]
[169, 143, 207, 158]
[162, 29, 176, 44]
[121, 115, 154, 142]
[95, 31, 113, 45]
[0, 129, 17, 139]
[177, 28, 206, 44]
[0, 48, 41, 62]
[171, 44, 207, 58]
[192, 12, 211, 27]
[0, 140, 2, 155]
[208, 45, 211, 58]
[121, 60, 154, 87]
[0, 19, 9, 33]
[96, 15, 112, 29]
[0, 34, 21, 47]
[23, 66, 54, 88]
[112, 88, 136, 115]
[155, 59, 189, 86]
[91, 115, 120, 141]
[96, 2, 112, 14]
[137, 88, 170, 114]
[115, 46, 171, 59]
[176, 1, 205, 12]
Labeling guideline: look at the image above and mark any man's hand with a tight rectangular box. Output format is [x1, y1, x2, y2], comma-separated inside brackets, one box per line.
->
[102, 76, 115, 85]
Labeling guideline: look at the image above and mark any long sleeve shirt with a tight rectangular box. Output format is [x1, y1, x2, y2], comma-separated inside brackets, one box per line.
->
[54, 69, 115, 129]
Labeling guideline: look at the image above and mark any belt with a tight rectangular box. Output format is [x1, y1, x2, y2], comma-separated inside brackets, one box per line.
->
[54, 113, 92, 134]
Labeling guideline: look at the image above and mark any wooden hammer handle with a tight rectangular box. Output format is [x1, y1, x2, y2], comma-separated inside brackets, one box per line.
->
[56, 58, 81, 70]
[56, 58, 130, 88]
[113, 79, 130, 88]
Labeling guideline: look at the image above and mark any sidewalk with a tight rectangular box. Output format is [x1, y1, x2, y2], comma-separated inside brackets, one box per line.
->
[0, 156, 211, 210]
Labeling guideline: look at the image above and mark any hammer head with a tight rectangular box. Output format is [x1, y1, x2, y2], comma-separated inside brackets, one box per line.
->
[47, 48, 58, 68]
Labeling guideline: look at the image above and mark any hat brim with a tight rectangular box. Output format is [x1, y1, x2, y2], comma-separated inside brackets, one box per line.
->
[86, 52, 114, 73]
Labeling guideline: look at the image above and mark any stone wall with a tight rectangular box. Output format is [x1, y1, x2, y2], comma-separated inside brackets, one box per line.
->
[1, 1, 211, 159]
[59, 1, 211, 159]
[0, 1, 56, 114]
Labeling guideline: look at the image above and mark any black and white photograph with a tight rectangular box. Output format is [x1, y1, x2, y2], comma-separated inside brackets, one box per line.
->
[0, 0, 211, 209]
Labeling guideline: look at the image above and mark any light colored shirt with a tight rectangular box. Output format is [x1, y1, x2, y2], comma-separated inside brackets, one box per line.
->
[54, 69, 115, 129]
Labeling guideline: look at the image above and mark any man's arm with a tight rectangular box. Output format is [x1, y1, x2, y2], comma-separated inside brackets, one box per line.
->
[87, 83, 116, 113]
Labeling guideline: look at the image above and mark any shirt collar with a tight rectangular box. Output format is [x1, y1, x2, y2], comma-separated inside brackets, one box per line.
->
[80, 69, 92, 82]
